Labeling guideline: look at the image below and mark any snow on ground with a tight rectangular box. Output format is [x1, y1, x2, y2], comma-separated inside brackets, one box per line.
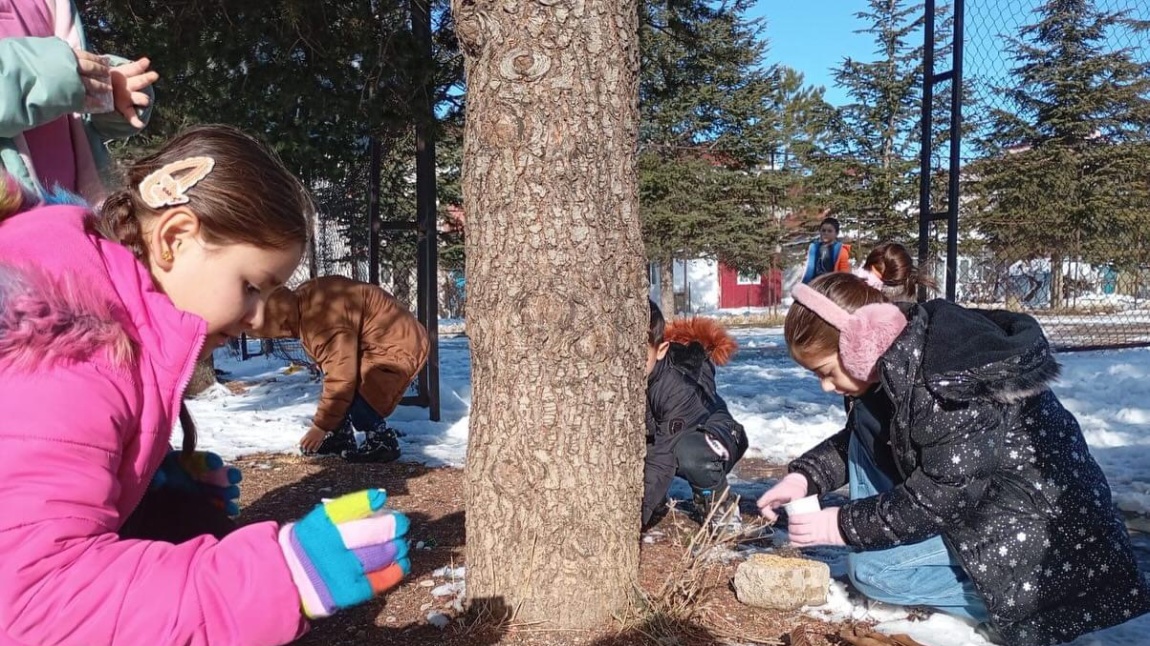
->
[190, 328, 1150, 646]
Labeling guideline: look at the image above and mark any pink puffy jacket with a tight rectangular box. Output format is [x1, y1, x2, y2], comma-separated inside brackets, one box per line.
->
[0, 204, 306, 645]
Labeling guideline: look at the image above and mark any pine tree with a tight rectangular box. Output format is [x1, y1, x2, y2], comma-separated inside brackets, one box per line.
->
[638, 0, 803, 310]
[83, 0, 464, 285]
[966, 0, 1150, 308]
[800, 0, 953, 249]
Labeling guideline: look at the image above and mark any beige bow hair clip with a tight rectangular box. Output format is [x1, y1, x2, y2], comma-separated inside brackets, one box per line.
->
[138, 157, 216, 209]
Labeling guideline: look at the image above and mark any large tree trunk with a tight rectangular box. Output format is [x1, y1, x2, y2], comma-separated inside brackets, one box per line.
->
[185, 356, 217, 397]
[453, 0, 646, 630]
[659, 258, 675, 316]
[1050, 251, 1064, 310]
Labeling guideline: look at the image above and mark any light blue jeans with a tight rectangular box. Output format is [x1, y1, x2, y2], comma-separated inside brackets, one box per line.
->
[846, 433, 989, 622]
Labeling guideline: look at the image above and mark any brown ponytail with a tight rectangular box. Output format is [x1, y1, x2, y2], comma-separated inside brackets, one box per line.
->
[863, 242, 938, 301]
[179, 403, 197, 454]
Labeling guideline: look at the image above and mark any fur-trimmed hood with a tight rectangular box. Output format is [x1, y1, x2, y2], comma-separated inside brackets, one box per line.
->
[664, 317, 738, 366]
[0, 262, 134, 371]
[888, 299, 1060, 404]
[659, 317, 737, 401]
[0, 202, 205, 377]
[0, 178, 137, 371]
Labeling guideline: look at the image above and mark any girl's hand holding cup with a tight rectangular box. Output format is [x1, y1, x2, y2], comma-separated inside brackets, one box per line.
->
[756, 472, 811, 522]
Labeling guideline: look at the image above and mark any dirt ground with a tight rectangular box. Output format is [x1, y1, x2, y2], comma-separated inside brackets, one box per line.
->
[233, 454, 877, 646]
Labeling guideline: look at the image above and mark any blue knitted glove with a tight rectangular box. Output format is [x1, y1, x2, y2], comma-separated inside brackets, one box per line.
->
[278, 489, 411, 619]
[150, 450, 243, 517]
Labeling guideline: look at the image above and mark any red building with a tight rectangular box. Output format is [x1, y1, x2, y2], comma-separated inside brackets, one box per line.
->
[718, 264, 783, 309]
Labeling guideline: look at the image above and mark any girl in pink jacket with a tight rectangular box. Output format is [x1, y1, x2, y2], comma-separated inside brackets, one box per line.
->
[0, 124, 410, 645]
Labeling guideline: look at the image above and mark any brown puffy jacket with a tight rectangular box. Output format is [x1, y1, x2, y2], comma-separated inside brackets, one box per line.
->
[253, 276, 429, 432]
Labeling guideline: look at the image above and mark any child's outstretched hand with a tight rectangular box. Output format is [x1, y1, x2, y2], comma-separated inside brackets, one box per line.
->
[72, 49, 112, 113]
[109, 56, 158, 129]
[299, 425, 328, 453]
[756, 472, 809, 522]
[151, 449, 243, 516]
[279, 489, 410, 619]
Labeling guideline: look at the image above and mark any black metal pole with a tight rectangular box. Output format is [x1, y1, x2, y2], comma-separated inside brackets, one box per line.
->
[918, 0, 937, 303]
[368, 136, 382, 285]
[945, 0, 965, 302]
[412, 0, 440, 421]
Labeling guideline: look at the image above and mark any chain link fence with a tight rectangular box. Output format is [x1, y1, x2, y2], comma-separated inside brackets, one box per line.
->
[927, 0, 1150, 350]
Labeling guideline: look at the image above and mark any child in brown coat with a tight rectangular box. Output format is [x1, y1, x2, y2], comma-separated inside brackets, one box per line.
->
[253, 276, 429, 462]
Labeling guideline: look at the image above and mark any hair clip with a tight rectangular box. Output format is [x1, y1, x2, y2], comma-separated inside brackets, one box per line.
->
[138, 157, 215, 209]
[853, 267, 886, 291]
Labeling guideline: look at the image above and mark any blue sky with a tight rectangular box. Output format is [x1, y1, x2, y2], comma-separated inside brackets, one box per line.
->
[748, 1, 876, 106]
[749, 1, 1147, 107]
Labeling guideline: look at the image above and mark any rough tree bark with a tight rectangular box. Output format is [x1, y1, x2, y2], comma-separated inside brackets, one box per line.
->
[453, 0, 647, 630]
[184, 356, 217, 397]
[1050, 251, 1064, 310]
[659, 259, 675, 316]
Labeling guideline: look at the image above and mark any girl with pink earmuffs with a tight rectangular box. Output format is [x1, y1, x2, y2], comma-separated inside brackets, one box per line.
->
[757, 272, 1148, 646]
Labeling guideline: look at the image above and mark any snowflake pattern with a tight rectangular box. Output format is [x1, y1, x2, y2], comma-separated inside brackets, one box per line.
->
[800, 309, 1150, 645]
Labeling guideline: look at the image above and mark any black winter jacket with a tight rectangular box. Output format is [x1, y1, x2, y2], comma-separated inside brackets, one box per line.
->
[643, 338, 747, 525]
[789, 299, 1149, 646]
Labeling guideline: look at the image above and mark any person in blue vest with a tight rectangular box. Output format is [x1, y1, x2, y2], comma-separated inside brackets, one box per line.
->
[802, 216, 852, 284]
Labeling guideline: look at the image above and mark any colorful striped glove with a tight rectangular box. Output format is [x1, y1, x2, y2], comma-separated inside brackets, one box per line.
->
[150, 450, 243, 517]
[278, 489, 411, 619]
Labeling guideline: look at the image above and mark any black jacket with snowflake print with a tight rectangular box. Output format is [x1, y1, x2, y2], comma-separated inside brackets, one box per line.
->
[788, 299, 1150, 646]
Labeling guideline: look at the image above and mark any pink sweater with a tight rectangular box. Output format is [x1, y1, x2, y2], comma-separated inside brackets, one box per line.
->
[0, 204, 306, 645]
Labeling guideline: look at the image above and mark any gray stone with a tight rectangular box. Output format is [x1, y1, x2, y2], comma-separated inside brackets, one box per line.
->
[732, 553, 830, 610]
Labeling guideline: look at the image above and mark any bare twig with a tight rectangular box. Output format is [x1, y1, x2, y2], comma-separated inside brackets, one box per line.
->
[617, 489, 779, 645]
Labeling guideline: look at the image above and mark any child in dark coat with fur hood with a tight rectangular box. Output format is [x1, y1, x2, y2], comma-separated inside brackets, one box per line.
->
[643, 300, 748, 530]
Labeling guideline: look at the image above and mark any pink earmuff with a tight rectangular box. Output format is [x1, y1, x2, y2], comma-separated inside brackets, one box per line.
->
[791, 282, 908, 381]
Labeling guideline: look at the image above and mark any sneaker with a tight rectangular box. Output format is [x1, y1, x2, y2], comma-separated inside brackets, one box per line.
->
[690, 488, 723, 523]
[342, 424, 401, 464]
[708, 500, 746, 535]
[314, 432, 354, 456]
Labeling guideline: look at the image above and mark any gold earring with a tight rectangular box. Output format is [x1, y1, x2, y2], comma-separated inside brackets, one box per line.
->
[161, 249, 174, 262]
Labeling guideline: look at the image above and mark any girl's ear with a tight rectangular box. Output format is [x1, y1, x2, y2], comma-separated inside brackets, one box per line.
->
[656, 341, 671, 360]
[149, 207, 202, 268]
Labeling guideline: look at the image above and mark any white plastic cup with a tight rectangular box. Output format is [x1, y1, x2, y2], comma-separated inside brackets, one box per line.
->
[782, 494, 821, 517]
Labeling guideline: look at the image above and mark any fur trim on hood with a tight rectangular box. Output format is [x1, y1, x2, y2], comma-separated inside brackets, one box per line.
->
[0, 262, 134, 372]
[908, 300, 1060, 405]
[664, 317, 737, 366]
[0, 178, 134, 371]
